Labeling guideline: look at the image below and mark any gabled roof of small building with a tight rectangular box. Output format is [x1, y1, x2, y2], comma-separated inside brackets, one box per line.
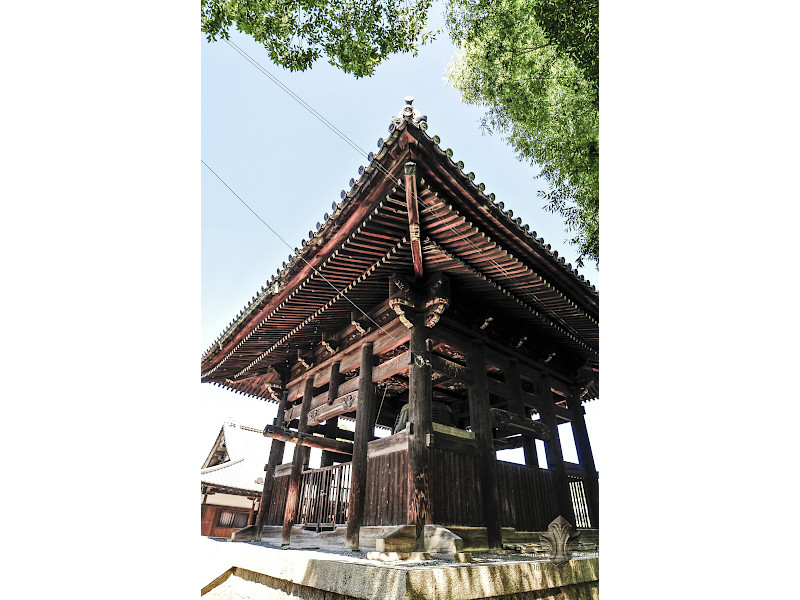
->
[201, 421, 272, 495]
[201, 98, 599, 402]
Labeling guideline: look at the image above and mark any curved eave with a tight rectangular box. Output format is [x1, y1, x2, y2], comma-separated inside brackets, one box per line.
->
[403, 123, 599, 319]
[200, 125, 409, 375]
[201, 115, 600, 382]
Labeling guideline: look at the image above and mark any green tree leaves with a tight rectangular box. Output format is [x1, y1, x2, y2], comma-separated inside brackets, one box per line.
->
[202, 0, 599, 265]
[201, 0, 434, 78]
[446, 0, 599, 265]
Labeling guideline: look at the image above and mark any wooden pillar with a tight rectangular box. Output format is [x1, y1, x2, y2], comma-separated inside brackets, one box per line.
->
[346, 342, 377, 549]
[255, 390, 289, 535]
[506, 358, 538, 467]
[282, 377, 314, 545]
[568, 392, 599, 527]
[408, 312, 433, 551]
[536, 372, 576, 525]
[320, 361, 343, 468]
[467, 340, 503, 549]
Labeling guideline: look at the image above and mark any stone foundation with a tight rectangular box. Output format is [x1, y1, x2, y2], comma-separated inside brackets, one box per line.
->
[200, 538, 599, 600]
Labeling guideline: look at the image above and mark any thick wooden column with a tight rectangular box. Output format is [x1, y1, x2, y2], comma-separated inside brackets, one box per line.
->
[467, 340, 503, 549]
[568, 392, 599, 527]
[320, 361, 343, 468]
[346, 342, 377, 549]
[408, 312, 433, 551]
[255, 390, 289, 535]
[282, 377, 315, 545]
[506, 358, 538, 467]
[536, 372, 576, 525]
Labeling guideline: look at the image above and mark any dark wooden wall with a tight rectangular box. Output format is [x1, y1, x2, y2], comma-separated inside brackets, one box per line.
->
[264, 475, 291, 526]
[431, 446, 484, 527]
[358, 439, 562, 531]
[363, 449, 411, 526]
[496, 460, 560, 531]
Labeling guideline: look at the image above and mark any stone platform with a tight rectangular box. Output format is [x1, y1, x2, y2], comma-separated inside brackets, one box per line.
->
[200, 537, 599, 600]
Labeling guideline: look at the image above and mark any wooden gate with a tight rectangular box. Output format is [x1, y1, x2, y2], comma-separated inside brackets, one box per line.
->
[298, 462, 352, 530]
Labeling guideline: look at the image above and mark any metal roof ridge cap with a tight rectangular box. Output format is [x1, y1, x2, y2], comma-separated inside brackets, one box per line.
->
[200, 456, 245, 474]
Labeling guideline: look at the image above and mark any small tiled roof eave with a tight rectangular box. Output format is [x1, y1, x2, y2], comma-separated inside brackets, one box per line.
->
[200, 423, 272, 494]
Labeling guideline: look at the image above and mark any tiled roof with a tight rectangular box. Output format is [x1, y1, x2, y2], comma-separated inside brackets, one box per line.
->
[201, 422, 272, 495]
[201, 98, 598, 366]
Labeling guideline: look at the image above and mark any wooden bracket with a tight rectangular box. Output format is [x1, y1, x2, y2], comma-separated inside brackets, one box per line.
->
[319, 332, 338, 355]
[389, 273, 450, 329]
[297, 351, 312, 370]
[350, 313, 368, 336]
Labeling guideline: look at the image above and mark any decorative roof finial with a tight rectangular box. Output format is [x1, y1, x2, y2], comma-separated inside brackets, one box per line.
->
[391, 96, 427, 130]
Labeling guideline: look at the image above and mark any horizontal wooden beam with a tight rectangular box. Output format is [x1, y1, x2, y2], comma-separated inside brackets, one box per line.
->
[551, 404, 573, 422]
[285, 349, 413, 422]
[434, 318, 573, 388]
[286, 317, 410, 399]
[309, 424, 354, 441]
[264, 425, 354, 455]
[286, 389, 359, 425]
[275, 463, 293, 477]
[372, 350, 412, 382]
[367, 431, 409, 458]
[429, 354, 472, 383]
[486, 375, 542, 409]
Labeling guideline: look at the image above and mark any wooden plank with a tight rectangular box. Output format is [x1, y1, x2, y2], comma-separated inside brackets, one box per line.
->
[346, 341, 376, 549]
[274, 463, 293, 477]
[430, 430, 479, 455]
[367, 431, 409, 458]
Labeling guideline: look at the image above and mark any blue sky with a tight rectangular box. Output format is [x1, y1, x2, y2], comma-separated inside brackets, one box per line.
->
[200, 7, 600, 468]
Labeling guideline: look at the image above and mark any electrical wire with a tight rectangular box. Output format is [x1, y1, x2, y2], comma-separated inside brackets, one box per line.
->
[224, 39, 406, 194]
[201, 160, 419, 378]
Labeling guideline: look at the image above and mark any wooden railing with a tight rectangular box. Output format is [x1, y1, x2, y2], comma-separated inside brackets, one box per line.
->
[568, 475, 592, 528]
[298, 462, 352, 530]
